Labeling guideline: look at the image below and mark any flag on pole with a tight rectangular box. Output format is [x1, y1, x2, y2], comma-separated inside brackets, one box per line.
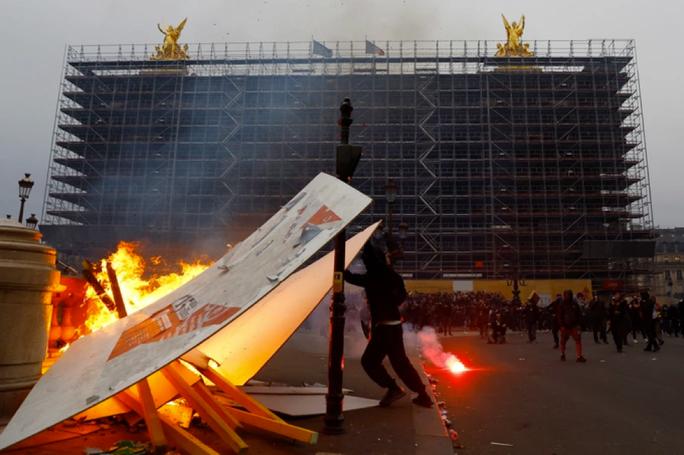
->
[365, 40, 385, 56]
[312, 39, 333, 58]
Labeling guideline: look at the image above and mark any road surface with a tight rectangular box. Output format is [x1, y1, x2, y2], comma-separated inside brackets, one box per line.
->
[430, 331, 684, 455]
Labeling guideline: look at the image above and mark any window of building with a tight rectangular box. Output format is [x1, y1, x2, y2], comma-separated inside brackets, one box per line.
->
[677, 270, 683, 281]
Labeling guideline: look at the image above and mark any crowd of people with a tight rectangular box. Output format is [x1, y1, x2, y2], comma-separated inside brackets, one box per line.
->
[402, 289, 684, 361]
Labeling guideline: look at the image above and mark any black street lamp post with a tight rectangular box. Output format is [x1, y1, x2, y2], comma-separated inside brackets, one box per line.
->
[26, 213, 39, 229]
[17, 173, 34, 224]
[324, 98, 362, 434]
[506, 267, 526, 306]
[385, 179, 397, 239]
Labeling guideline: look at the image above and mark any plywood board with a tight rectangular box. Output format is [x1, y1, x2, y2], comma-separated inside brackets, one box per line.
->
[249, 394, 378, 417]
[192, 222, 380, 386]
[70, 224, 377, 422]
[0, 173, 371, 451]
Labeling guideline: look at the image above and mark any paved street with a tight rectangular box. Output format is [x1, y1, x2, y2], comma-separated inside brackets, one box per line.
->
[431, 331, 684, 455]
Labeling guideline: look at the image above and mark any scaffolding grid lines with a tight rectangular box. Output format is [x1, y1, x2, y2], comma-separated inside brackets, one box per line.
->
[42, 39, 654, 285]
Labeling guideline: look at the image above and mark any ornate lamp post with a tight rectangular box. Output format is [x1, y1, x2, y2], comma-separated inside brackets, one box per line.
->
[25, 213, 39, 230]
[324, 98, 362, 434]
[506, 266, 526, 306]
[17, 173, 34, 224]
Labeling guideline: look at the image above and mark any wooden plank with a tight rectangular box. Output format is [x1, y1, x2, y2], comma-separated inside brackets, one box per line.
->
[227, 407, 318, 445]
[163, 362, 247, 454]
[200, 365, 280, 421]
[136, 379, 167, 448]
[116, 392, 219, 455]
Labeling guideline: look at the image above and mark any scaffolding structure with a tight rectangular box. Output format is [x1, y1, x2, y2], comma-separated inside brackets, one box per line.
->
[42, 40, 655, 285]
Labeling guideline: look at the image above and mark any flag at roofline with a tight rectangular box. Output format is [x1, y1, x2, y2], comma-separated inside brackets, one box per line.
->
[312, 39, 333, 57]
[365, 40, 385, 56]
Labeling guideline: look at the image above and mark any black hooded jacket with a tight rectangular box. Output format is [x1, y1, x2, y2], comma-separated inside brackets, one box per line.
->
[344, 244, 407, 325]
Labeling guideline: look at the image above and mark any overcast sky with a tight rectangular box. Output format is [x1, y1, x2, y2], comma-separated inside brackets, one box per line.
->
[1, 0, 682, 227]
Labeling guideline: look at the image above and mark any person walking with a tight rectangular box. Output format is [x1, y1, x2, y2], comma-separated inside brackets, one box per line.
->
[608, 294, 628, 353]
[589, 296, 608, 344]
[524, 291, 540, 342]
[642, 294, 660, 352]
[558, 290, 587, 362]
[548, 294, 562, 349]
[344, 242, 433, 408]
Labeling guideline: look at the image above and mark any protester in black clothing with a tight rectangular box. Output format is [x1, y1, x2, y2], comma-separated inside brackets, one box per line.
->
[524, 291, 540, 342]
[608, 295, 628, 353]
[667, 305, 681, 337]
[488, 311, 507, 344]
[548, 294, 562, 349]
[629, 299, 645, 343]
[641, 293, 660, 352]
[589, 297, 608, 344]
[344, 243, 432, 408]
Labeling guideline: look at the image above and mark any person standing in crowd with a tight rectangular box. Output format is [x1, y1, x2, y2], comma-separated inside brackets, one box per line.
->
[548, 294, 562, 349]
[608, 294, 628, 353]
[558, 290, 587, 362]
[629, 297, 644, 343]
[524, 291, 540, 342]
[642, 293, 660, 352]
[590, 295, 608, 344]
[667, 303, 680, 337]
[344, 243, 433, 408]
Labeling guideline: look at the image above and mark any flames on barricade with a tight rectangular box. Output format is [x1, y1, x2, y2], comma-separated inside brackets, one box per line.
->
[50, 242, 212, 355]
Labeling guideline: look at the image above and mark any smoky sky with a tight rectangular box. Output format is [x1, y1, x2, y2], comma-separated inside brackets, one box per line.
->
[1, 0, 682, 227]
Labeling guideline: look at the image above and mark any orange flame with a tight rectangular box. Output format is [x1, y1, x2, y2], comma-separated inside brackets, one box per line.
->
[82, 241, 211, 335]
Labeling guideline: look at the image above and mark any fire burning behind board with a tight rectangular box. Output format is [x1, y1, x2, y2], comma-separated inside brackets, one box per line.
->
[73, 242, 212, 345]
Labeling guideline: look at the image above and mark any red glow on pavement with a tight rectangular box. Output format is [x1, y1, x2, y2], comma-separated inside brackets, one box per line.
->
[445, 354, 469, 374]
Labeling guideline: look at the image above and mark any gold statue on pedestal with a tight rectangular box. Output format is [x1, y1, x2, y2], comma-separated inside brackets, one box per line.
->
[152, 18, 189, 60]
[496, 14, 534, 57]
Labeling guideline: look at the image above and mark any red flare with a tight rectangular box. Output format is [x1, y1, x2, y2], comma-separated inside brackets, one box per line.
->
[445, 354, 468, 374]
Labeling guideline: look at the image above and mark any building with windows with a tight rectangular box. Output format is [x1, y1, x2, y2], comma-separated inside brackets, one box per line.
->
[42, 40, 655, 286]
[652, 228, 684, 302]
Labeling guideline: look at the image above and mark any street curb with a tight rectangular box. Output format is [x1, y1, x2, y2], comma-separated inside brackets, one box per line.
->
[410, 354, 453, 455]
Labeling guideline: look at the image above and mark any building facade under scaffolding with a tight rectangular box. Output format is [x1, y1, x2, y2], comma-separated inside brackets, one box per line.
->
[42, 40, 655, 287]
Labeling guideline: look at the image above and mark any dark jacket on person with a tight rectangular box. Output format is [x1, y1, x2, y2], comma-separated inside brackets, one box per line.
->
[589, 299, 606, 322]
[344, 245, 407, 325]
[559, 299, 582, 329]
[608, 299, 628, 326]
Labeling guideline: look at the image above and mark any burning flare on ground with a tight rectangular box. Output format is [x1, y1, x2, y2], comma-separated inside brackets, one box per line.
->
[83, 241, 211, 334]
[417, 327, 469, 375]
[445, 354, 468, 375]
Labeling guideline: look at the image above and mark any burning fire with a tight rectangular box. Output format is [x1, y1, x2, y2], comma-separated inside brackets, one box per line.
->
[83, 241, 211, 334]
[445, 354, 468, 375]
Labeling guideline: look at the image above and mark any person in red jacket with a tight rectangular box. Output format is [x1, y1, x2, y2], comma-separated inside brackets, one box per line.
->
[558, 289, 587, 363]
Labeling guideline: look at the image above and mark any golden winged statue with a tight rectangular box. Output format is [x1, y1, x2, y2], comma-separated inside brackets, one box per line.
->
[496, 14, 534, 57]
[152, 18, 189, 60]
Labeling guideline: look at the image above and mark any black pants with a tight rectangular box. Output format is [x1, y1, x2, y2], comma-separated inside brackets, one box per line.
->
[593, 320, 607, 343]
[526, 321, 537, 342]
[362, 324, 425, 394]
[645, 321, 659, 351]
[552, 323, 560, 347]
[611, 322, 624, 352]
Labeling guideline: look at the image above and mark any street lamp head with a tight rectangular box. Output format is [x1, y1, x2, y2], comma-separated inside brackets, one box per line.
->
[339, 98, 353, 119]
[18, 173, 34, 200]
[385, 179, 397, 203]
[26, 213, 39, 229]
